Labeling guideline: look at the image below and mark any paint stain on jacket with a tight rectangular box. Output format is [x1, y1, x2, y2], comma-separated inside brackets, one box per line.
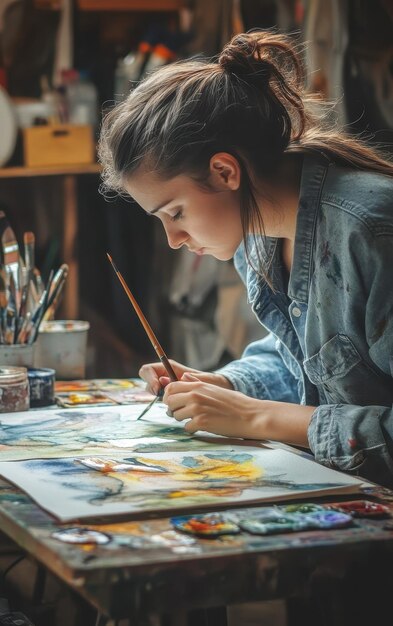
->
[325, 253, 343, 287]
[371, 317, 387, 342]
[320, 241, 331, 266]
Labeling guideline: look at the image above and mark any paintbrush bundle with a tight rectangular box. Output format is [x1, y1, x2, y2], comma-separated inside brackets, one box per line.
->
[0, 212, 68, 345]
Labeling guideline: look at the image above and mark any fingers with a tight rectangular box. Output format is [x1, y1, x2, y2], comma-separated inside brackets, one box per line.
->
[164, 385, 206, 424]
[170, 404, 191, 421]
[164, 390, 188, 421]
[181, 372, 199, 382]
[184, 419, 202, 435]
[139, 360, 193, 394]
[163, 380, 203, 408]
[139, 362, 167, 394]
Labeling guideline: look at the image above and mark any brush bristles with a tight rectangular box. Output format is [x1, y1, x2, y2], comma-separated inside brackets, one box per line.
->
[24, 232, 35, 244]
[1, 226, 17, 246]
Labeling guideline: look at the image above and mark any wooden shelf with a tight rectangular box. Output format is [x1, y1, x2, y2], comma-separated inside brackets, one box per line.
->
[0, 163, 101, 179]
[36, 0, 184, 10]
[77, 0, 183, 10]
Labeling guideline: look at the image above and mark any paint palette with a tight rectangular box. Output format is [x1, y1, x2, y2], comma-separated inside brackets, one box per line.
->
[54, 378, 153, 406]
[92, 379, 140, 390]
[171, 503, 356, 538]
[283, 503, 325, 514]
[238, 513, 311, 535]
[55, 380, 94, 393]
[171, 513, 240, 537]
[233, 503, 355, 536]
[55, 378, 140, 393]
[328, 500, 390, 518]
[52, 527, 111, 545]
[56, 392, 116, 407]
[104, 389, 155, 404]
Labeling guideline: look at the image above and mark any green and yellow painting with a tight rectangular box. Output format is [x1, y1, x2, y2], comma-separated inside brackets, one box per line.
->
[0, 404, 225, 460]
[0, 448, 363, 521]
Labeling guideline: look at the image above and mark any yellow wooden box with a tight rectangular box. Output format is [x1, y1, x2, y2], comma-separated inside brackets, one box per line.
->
[23, 124, 95, 167]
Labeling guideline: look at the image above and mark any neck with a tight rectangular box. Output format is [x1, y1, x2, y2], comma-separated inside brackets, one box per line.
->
[254, 154, 303, 271]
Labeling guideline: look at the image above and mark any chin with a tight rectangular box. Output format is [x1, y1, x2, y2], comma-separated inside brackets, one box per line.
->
[214, 251, 235, 261]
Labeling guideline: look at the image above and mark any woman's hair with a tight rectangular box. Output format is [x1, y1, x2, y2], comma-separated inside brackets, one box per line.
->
[99, 30, 393, 284]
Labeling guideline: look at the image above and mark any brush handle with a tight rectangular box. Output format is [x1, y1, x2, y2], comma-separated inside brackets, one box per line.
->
[159, 355, 178, 382]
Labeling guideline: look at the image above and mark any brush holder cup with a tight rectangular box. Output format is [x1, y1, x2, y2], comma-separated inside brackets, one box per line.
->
[34, 320, 90, 380]
[0, 343, 35, 368]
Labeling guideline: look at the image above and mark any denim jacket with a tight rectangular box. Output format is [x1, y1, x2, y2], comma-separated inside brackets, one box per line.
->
[218, 153, 393, 487]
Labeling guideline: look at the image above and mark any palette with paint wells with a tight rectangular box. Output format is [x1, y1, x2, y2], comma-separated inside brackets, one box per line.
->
[170, 500, 391, 538]
[171, 513, 241, 538]
[49, 499, 392, 547]
[55, 378, 143, 392]
[54, 378, 155, 407]
[56, 392, 117, 408]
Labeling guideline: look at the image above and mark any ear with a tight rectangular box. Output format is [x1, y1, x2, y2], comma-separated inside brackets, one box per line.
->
[209, 152, 241, 191]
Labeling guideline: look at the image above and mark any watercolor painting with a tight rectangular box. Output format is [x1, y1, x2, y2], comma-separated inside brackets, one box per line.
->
[54, 378, 155, 406]
[0, 404, 229, 461]
[0, 447, 364, 521]
[54, 378, 141, 392]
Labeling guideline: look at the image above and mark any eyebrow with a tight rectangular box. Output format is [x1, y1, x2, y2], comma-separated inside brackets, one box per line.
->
[149, 199, 174, 215]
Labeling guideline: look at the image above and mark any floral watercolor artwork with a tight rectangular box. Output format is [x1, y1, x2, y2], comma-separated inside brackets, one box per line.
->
[0, 448, 364, 521]
[0, 404, 225, 461]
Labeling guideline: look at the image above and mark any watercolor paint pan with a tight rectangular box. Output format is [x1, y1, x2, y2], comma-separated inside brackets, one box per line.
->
[56, 391, 116, 407]
[171, 513, 240, 538]
[328, 500, 390, 518]
[238, 509, 353, 535]
[52, 527, 111, 545]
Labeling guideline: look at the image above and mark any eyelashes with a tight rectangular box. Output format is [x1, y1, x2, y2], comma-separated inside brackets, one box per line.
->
[145, 208, 184, 221]
[171, 210, 183, 222]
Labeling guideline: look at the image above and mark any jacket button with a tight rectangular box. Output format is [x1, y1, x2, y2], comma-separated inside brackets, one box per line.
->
[292, 306, 302, 317]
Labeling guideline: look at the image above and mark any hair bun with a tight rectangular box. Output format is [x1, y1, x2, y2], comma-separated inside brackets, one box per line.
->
[219, 33, 272, 83]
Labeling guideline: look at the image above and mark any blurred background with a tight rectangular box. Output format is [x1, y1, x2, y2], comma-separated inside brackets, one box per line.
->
[0, 0, 392, 378]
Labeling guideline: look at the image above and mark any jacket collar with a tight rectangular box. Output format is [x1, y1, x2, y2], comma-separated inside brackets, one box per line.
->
[234, 152, 330, 304]
[287, 152, 330, 303]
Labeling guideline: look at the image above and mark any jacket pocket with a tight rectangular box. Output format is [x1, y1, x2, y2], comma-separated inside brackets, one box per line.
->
[303, 334, 360, 384]
[303, 334, 392, 405]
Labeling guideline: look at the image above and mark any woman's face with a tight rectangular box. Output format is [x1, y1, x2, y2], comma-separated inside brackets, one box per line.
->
[124, 162, 244, 261]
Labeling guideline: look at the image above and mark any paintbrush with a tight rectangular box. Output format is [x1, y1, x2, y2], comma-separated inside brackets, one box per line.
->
[2, 224, 21, 314]
[43, 264, 69, 320]
[0, 268, 7, 343]
[27, 269, 54, 344]
[23, 231, 35, 275]
[135, 389, 166, 421]
[0, 211, 9, 253]
[107, 252, 178, 383]
[23, 231, 39, 307]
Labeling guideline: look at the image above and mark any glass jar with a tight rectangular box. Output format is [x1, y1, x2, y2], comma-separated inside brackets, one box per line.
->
[0, 367, 30, 413]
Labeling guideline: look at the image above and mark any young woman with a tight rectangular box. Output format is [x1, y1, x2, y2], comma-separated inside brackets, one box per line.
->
[99, 31, 393, 487]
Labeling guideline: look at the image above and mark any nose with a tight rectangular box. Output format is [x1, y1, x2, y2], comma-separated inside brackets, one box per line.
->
[165, 225, 189, 250]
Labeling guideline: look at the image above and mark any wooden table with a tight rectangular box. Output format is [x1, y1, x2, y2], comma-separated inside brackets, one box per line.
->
[0, 466, 393, 625]
[0, 163, 101, 319]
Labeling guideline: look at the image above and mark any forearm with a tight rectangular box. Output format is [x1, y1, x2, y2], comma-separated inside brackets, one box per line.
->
[248, 400, 315, 447]
[195, 371, 234, 390]
[217, 335, 301, 402]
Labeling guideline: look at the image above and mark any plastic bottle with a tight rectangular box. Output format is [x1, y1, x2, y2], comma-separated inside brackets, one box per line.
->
[114, 49, 150, 101]
[66, 70, 98, 130]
